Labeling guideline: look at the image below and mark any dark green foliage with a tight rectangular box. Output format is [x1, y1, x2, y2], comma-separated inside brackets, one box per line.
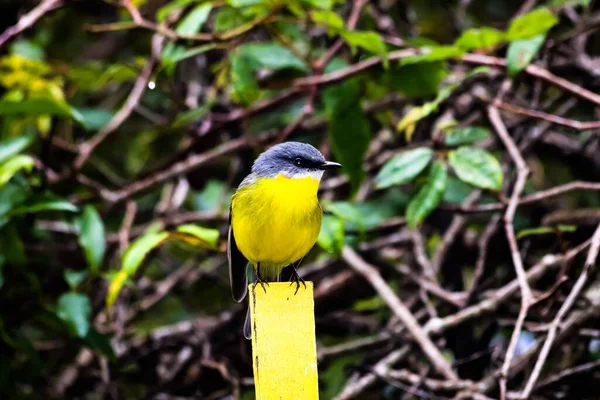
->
[1, 1, 600, 399]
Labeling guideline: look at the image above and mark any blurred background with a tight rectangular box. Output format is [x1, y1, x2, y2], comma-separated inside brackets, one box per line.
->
[1, 0, 600, 399]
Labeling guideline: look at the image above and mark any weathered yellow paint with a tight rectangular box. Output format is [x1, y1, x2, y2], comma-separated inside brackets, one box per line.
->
[249, 282, 319, 400]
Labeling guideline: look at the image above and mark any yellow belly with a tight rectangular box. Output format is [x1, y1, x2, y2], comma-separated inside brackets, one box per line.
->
[231, 174, 322, 278]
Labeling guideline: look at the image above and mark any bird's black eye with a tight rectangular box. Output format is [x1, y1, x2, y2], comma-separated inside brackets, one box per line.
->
[294, 157, 303, 167]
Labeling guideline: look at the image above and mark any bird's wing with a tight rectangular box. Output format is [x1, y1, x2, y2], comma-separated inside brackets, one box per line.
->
[228, 206, 249, 303]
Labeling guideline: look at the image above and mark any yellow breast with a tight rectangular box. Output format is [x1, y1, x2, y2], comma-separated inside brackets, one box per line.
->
[231, 174, 322, 277]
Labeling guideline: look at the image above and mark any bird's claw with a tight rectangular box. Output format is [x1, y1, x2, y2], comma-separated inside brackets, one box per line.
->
[289, 269, 306, 295]
[254, 270, 269, 294]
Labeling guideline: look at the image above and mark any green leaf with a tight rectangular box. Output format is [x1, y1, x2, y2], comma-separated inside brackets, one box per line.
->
[324, 59, 371, 192]
[156, 0, 201, 22]
[56, 292, 92, 338]
[64, 269, 89, 289]
[310, 10, 344, 34]
[517, 224, 577, 239]
[444, 126, 491, 146]
[340, 31, 388, 67]
[0, 155, 34, 187]
[506, 8, 558, 41]
[383, 62, 447, 98]
[214, 7, 245, 32]
[0, 224, 26, 266]
[106, 270, 128, 310]
[122, 232, 169, 276]
[0, 133, 35, 164]
[193, 179, 227, 212]
[302, 0, 340, 9]
[400, 46, 464, 66]
[0, 184, 27, 222]
[397, 67, 491, 140]
[317, 215, 344, 255]
[175, 3, 212, 34]
[406, 161, 448, 229]
[0, 99, 86, 127]
[173, 103, 211, 128]
[78, 108, 114, 131]
[164, 43, 216, 67]
[239, 42, 309, 72]
[353, 294, 385, 311]
[106, 231, 168, 310]
[78, 205, 106, 273]
[84, 328, 115, 361]
[448, 147, 503, 191]
[0, 255, 5, 289]
[229, 51, 260, 105]
[173, 224, 220, 249]
[227, 0, 262, 6]
[323, 201, 366, 231]
[9, 193, 78, 216]
[549, 0, 590, 6]
[455, 27, 505, 50]
[329, 102, 370, 192]
[506, 34, 546, 76]
[10, 39, 44, 60]
[375, 147, 433, 189]
[442, 177, 476, 204]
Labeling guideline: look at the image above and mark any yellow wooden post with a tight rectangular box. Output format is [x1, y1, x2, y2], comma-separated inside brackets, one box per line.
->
[248, 282, 319, 400]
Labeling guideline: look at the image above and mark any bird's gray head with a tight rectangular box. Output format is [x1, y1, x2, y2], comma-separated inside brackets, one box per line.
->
[252, 142, 342, 180]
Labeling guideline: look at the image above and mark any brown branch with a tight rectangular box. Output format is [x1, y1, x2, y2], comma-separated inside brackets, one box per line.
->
[423, 239, 590, 335]
[440, 181, 600, 214]
[466, 214, 501, 305]
[109, 131, 278, 203]
[482, 97, 600, 131]
[69, 34, 163, 175]
[120, 0, 276, 42]
[474, 301, 600, 397]
[431, 191, 481, 273]
[118, 201, 137, 254]
[342, 246, 458, 381]
[313, 0, 369, 71]
[294, 49, 421, 88]
[534, 359, 600, 392]
[520, 223, 600, 398]
[335, 346, 411, 400]
[274, 85, 317, 144]
[337, 240, 591, 400]
[0, 0, 64, 48]
[488, 105, 532, 400]
[463, 53, 600, 106]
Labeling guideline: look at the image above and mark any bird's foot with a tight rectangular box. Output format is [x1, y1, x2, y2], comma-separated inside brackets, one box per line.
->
[254, 270, 269, 294]
[289, 269, 306, 295]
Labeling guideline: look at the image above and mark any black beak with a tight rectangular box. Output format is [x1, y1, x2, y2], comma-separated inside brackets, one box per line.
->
[319, 161, 342, 170]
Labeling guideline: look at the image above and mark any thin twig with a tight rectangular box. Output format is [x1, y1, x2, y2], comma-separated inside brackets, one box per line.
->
[463, 53, 600, 106]
[342, 246, 458, 380]
[69, 34, 164, 175]
[0, 0, 64, 48]
[488, 105, 532, 400]
[337, 241, 591, 400]
[432, 191, 481, 273]
[313, 0, 368, 70]
[520, 223, 600, 398]
[118, 201, 137, 254]
[481, 97, 600, 131]
[466, 214, 501, 305]
[109, 131, 278, 203]
[440, 181, 600, 214]
[534, 359, 600, 391]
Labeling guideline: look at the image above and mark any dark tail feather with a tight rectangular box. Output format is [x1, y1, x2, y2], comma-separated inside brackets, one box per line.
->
[243, 306, 251, 340]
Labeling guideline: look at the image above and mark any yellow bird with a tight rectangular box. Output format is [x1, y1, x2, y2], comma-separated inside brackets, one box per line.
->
[228, 142, 341, 339]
